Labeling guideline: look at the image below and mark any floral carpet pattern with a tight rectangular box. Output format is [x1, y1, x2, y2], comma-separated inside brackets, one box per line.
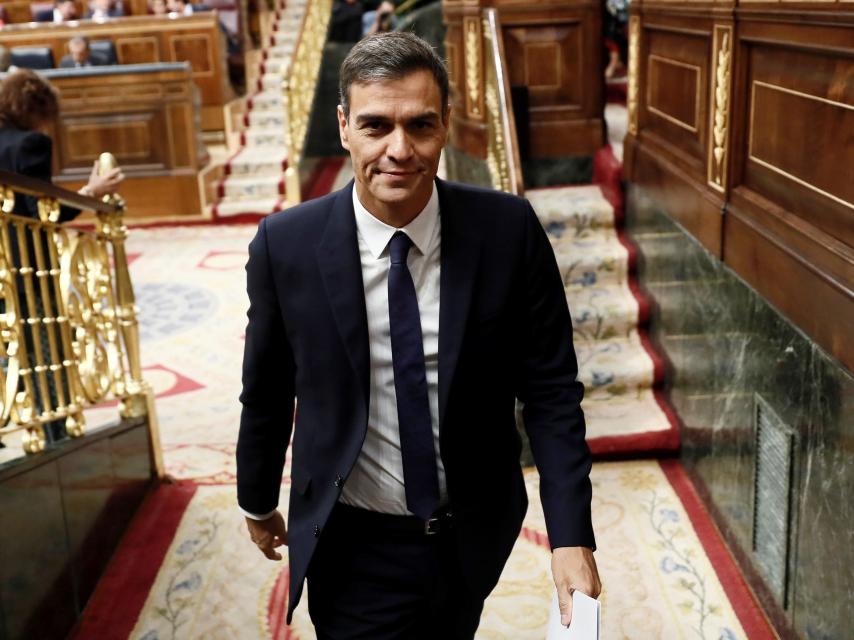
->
[527, 185, 679, 454]
[129, 464, 752, 640]
[81, 224, 768, 639]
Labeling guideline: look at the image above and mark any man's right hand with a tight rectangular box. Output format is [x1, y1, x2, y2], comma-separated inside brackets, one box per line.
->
[246, 510, 288, 560]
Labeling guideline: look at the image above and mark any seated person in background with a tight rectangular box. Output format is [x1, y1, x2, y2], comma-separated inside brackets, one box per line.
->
[59, 37, 109, 68]
[0, 69, 123, 444]
[166, 0, 209, 15]
[85, 0, 124, 19]
[150, 0, 169, 14]
[33, 0, 79, 22]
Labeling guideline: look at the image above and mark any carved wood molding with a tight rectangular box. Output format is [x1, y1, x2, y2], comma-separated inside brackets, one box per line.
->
[628, 15, 641, 136]
[708, 24, 733, 192]
[464, 16, 484, 120]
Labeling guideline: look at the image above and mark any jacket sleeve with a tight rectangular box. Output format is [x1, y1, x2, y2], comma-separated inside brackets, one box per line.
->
[236, 217, 297, 514]
[515, 202, 595, 551]
[17, 132, 79, 223]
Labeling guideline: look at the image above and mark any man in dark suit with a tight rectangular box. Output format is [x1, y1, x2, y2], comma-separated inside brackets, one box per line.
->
[237, 32, 601, 638]
[33, 0, 78, 22]
[58, 37, 108, 68]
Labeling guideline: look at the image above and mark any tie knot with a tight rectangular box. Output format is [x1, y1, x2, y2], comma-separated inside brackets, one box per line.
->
[388, 231, 413, 266]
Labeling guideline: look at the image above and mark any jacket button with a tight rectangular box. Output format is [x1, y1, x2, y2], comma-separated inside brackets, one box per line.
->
[314, 525, 320, 537]
[334, 475, 342, 487]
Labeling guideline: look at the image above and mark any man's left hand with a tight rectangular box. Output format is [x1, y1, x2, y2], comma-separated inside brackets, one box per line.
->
[551, 546, 602, 626]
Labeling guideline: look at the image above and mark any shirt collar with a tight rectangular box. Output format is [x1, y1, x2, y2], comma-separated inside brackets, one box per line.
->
[352, 182, 439, 259]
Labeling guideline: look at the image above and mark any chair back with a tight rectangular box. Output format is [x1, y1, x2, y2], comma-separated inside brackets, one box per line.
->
[90, 40, 118, 64]
[10, 46, 55, 70]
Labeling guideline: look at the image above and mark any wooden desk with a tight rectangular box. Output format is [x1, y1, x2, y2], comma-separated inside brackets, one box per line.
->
[0, 13, 233, 130]
[33, 63, 210, 219]
[0, 1, 152, 23]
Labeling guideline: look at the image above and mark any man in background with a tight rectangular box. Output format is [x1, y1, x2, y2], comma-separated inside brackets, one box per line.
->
[85, 0, 124, 19]
[34, 0, 78, 22]
[59, 37, 108, 68]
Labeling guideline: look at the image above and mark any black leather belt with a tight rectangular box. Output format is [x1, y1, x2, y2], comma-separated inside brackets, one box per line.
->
[334, 502, 454, 536]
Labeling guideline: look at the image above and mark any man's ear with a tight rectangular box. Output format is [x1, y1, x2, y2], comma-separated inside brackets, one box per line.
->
[441, 105, 452, 142]
[337, 105, 350, 151]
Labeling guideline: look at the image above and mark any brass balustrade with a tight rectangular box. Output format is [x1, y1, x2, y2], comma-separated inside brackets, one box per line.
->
[0, 161, 163, 475]
[281, 0, 333, 205]
[482, 9, 524, 196]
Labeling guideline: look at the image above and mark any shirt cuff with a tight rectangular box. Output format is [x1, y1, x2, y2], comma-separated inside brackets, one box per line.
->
[239, 506, 278, 521]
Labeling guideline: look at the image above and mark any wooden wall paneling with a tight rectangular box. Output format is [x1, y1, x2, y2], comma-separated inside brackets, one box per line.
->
[115, 36, 161, 63]
[125, 0, 151, 15]
[0, 15, 230, 130]
[0, 0, 41, 23]
[723, 14, 854, 370]
[641, 19, 711, 171]
[495, 0, 604, 157]
[627, 8, 726, 255]
[725, 205, 854, 371]
[445, 4, 489, 158]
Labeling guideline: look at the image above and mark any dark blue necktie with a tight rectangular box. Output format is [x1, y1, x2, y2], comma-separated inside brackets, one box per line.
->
[387, 231, 440, 520]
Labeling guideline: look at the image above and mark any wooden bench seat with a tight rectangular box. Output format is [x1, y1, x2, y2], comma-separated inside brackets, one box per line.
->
[0, 13, 233, 130]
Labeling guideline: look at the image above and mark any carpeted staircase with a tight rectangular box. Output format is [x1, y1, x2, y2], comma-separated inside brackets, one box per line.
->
[211, 0, 307, 218]
[527, 180, 679, 456]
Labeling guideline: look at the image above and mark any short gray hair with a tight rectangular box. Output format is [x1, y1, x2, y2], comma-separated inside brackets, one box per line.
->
[338, 32, 449, 119]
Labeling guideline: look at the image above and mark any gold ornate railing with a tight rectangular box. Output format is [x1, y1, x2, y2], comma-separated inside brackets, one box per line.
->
[482, 8, 524, 196]
[281, 0, 333, 204]
[0, 160, 163, 474]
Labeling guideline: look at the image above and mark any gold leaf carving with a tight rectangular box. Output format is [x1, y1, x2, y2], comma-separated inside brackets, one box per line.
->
[465, 18, 481, 118]
[627, 17, 640, 136]
[710, 29, 731, 189]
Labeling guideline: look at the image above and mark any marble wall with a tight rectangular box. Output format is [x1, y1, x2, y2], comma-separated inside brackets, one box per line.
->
[626, 185, 854, 640]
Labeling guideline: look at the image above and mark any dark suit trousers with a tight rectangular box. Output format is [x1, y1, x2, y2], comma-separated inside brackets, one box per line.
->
[306, 503, 485, 639]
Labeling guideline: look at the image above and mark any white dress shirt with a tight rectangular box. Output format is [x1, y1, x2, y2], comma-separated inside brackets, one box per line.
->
[340, 183, 446, 515]
[243, 183, 446, 520]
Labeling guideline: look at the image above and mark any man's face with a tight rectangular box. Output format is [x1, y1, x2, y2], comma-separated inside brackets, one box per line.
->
[166, 0, 184, 12]
[337, 70, 449, 220]
[94, 0, 111, 12]
[69, 41, 89, 63]
[58, 0, 77, 19]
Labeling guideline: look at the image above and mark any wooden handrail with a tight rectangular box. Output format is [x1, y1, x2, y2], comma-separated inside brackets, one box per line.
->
[0, 170, 119, 214]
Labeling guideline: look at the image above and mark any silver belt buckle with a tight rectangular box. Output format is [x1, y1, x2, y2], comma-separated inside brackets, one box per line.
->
[424, 517, 440, 535]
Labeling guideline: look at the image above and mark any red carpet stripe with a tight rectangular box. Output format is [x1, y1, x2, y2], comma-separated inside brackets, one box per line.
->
[71, 482, 197, 640]
[659, 460, 776, 639]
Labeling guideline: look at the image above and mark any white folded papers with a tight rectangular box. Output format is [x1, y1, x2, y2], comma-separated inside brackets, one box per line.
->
[546, 588, 600, 640]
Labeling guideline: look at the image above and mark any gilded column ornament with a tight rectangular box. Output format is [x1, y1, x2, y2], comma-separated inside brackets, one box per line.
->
[464, 16, 483, 119]
[627, 16, 641, 136]
[708, 27, 732, 191]
[280, 0, 333, 205]
[0, 186, 46, 452]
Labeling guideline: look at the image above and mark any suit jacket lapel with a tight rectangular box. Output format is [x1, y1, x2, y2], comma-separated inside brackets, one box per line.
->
[316, 181, 371, 412]
[437, 179, 481, 432]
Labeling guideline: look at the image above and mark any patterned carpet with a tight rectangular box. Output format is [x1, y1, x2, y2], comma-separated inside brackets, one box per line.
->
[527, 184, 679, 455]
[73, 223, 772, 639]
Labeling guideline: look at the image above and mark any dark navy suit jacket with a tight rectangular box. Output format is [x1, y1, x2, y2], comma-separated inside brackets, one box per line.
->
[236, 179, 595, 622]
